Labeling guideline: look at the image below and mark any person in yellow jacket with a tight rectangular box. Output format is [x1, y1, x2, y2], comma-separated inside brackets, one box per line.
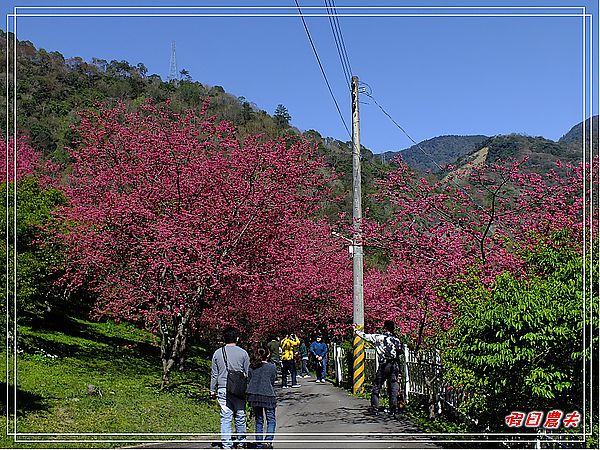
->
[280, 333, 301, 388]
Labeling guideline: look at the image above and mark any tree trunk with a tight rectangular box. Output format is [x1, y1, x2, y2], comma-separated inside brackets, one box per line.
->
[176, 330, 188, 371]
[159, 308, 192, 388]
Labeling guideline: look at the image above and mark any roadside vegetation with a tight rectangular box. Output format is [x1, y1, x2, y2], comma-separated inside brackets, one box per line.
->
[2, 317, 220, 448]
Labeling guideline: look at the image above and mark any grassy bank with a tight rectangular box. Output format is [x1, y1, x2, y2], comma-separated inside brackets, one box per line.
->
[2, 317, 222, 448]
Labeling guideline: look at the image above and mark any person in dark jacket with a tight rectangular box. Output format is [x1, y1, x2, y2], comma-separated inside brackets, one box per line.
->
[298, 339, 310, 377]
[309, 335, 328, 383]
[266, 336, 281, 376]
[247, 347, 277, 449]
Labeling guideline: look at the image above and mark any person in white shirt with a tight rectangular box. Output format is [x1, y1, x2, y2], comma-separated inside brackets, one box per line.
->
[354, 320, 403, 416]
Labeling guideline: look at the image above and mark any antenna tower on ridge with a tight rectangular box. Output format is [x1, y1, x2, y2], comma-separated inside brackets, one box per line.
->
[168, 41, 179, 84]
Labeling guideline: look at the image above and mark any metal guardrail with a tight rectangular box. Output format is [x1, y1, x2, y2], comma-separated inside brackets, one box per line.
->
[330, 343, 471, 420]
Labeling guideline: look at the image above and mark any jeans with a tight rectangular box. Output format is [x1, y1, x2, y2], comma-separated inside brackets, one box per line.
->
[371, 361, 400, 412]
[217, 387, 246, 448]
[281, 360, 297, 386]
[316, 357, 327, 380]
[253, 406, 276, 443]
[300, 357, 309, 376]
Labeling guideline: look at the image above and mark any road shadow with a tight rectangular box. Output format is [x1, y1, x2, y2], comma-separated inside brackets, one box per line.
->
[277, 391, 325, 404]
[291, 407, 419, 429]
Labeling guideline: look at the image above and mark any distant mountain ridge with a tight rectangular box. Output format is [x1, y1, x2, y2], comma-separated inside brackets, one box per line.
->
[558, 115, 599, 149]
[379, 116, 598, 174]
[379, 135, 488, 173]
[456, 133, 580, 175]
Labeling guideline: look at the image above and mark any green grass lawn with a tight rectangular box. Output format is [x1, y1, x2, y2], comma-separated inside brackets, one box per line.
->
[2, 316, 223, 448]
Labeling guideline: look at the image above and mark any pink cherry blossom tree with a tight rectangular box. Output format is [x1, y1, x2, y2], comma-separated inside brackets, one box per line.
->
[362, 156, 596, 418]
[199, 217, 353, 342]
[364, 156, 597, 350]
[2, 135, 41, 183]
[60, 100, 343, 386]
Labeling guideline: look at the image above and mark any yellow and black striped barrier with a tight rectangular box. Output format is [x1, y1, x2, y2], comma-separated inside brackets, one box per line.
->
[353, 324, 365, 394]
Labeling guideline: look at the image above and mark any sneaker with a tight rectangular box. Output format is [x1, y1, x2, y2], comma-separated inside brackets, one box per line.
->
[314, 379, 320, 383]
[291, 384, 301, 388]
[282, 385, 289, 389]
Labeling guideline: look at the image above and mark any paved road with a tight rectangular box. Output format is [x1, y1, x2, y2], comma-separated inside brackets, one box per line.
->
[273, 376, 439, 449]
[133, 375, 440, 449]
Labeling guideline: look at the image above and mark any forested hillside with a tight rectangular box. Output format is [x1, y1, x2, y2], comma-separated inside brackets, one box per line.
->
[559, 114, 600, 151]
[455, 132, 585, 175]
[380, 135, 489, 173]
[0, 31, 290, 159]
[0, 30, 390, 222]
[382, 119, 596, 175]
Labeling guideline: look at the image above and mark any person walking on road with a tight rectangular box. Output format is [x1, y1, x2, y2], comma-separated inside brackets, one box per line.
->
[309, 335, 328, 383]
[354, 320, 403, 417]
[298, 339, 310, 378]
[280, 332, 301, 388]
[266, 335, 281, 376]
[247, 347, 277, 449]
[210, 327, 250, 449]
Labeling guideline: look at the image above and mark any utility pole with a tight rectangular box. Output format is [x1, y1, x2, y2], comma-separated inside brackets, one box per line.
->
[351, 75, 365, 395]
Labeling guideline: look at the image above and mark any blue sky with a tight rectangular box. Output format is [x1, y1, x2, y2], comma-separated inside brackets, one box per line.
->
[3, 1, 599, 154]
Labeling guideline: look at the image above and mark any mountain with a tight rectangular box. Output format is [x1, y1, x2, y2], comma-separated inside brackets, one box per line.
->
[0, 30, 293, 162]
[454, 132, 583, 175]
[380, 135, 489, 173]
[3, 29, 594, 223]
[558, 115, 599, 152]
[379, 116, 598, 176]
[453, 116, 598, 175]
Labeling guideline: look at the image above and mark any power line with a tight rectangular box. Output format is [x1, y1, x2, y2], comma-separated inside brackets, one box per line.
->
[294, 0, 351, 137]
[325, 0, 350, 89]
[324, 0, 352, 90]
[328, 0, 353, 79]
[362, 86, 485, 211]
[363, 88, 448, 174]
[294, 3, 486, 216]
[294, 4, 485, 234]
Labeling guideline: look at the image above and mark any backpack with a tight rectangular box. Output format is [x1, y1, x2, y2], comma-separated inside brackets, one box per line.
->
[222, 346, 248, 398]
